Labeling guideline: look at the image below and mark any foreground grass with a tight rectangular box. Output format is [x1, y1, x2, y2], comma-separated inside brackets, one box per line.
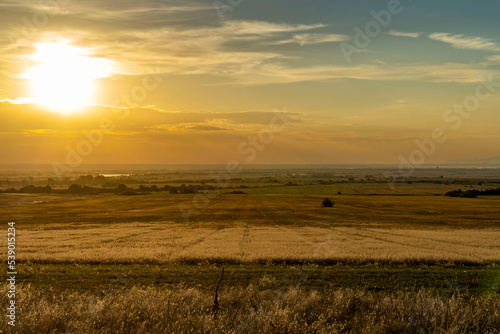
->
[2, 284, 499, 334]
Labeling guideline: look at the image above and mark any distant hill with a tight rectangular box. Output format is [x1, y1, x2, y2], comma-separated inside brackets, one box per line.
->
[445, 156, 500, 166]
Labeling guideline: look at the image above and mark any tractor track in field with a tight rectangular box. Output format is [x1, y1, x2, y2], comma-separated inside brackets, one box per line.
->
[254, 195, 317, 250]
[253, 194, 280, 227]
[65, 231, 158, 250]
[362, 228, 495, 250]
[333, 227, 476, 259]
[237, 223, 251, 259]
[174, 229, 223, 257]
[161, 195, 230, 259]
[181, 196, 228, 223]
[169, 194, 255, 259]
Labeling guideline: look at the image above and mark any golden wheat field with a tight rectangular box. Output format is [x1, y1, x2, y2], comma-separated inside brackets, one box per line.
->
[3, 192, 500, 264]
[13, 223, 500, 263]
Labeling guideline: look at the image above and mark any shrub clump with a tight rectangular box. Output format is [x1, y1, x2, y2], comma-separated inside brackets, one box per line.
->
[322, 198, 334, 207]
[445, 187, 500, 198]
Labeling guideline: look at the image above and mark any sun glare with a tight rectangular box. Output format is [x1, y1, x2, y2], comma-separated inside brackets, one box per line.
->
[23, 40, 112, 114]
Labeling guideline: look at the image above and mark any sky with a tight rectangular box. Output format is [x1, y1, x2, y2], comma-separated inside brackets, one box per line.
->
[1, 0, 500, 166]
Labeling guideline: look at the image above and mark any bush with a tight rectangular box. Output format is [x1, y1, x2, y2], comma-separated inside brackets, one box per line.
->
[444, 188, 500, 198]
[322, 198, 334, 207]
[68, 184, 82, 194]
[117, 184, 128, 192]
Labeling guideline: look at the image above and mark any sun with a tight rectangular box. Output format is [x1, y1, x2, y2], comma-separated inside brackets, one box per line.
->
[23, 40, 113, 114]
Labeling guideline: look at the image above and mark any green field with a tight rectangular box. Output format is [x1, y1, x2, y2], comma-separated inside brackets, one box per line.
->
[17, 262, 500, 297]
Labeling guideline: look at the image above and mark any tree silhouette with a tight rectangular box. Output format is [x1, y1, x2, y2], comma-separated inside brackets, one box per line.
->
[117, 184, 128, 192]
[322, 198, 334, 207]
[68, 184, 82, 194]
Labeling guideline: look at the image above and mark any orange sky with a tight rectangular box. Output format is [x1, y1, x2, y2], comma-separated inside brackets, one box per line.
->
[1, 0, 500, 166]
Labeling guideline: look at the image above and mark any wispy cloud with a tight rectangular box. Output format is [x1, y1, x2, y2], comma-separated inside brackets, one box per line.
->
[277, 33, 349, 46]
[54, 22, 495, 85]
[3, 0, 499, 89]
[429, 33, 500, 51]
[0, 102, 303, 132]
[0, 0, 215, 21]
[186, 125, 229, 131]
[388, 30, 422, 38]
[4, 19, 328, 78]
[40, 20, 331, 79]
[224, 21, 326, 35]
[230, 62, 496, 85]
[485, 55, 500, 63]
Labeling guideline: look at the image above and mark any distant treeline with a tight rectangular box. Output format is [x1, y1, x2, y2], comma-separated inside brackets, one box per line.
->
[0, 174, 248, 188]
[445, 188, 500, 198]
[0, 183, 207, 195]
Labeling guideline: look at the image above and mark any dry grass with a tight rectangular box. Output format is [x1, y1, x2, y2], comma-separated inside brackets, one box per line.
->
[2, 284, 499, 334]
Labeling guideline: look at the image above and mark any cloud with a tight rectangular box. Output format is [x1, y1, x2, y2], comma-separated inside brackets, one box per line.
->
[6, 20, 327, 78]
[50, 23, 495, 86]
[223, 21, 326, 35]
[3, 0, 499, 91]
[485, 55, 500, 63]
[147, 124, 231, 132]
[0, 101, 303, 133]
[277, 33, 349, 46]
[388, 30, 422, 38]
[230, 62, 497, 85]
[429, 33, 500, 51]
[0, 0, 215, 21]
[186, 125, 229, 131]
